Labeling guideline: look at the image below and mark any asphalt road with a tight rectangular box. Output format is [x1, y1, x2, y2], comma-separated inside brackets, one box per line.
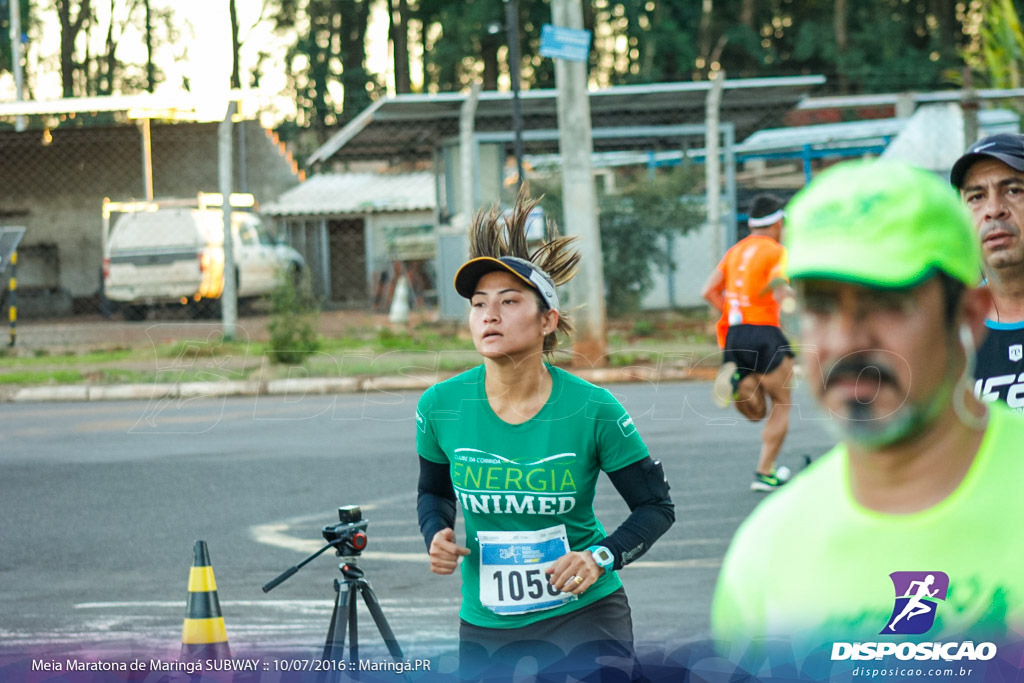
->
[0, 379, 837, 665]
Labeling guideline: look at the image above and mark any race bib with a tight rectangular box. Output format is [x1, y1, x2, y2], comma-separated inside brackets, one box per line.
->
[477, 525, 576, 615]
[728, 305, 743, 326]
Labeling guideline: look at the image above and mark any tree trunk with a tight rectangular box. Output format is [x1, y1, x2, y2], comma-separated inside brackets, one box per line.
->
[58, 0, 92, 98]
[481, 35, 500, 91]
[307, 0, 335, 139]
[834, 0, 848, 92]
[387, 0, 411, 93]
[229, 0, 241, 89]
[928, 0, 961, 54]
[340, 0, 372, 125]
[697, 0, 713, 78]
[740, 0, 756, 31]
[101, 0, 116, 95]
[144, 0, 154, 92]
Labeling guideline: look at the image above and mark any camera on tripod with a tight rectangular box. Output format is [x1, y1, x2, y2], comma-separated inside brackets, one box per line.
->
[322, 505, 369, 556]
[262, 504, 405, 665]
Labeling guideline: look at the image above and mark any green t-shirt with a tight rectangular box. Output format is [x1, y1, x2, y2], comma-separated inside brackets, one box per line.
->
[416, 364, 650, 629]
[712, 403, 1024, 663]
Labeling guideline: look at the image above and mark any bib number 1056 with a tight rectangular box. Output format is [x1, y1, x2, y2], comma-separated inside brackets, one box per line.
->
[492, 568, 562, 603]
[477, 525, 576, 615]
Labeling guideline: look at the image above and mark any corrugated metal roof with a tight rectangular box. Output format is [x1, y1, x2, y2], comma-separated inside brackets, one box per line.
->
[526, 107, 1020, 169]
[307, 76, 826, 165]
[262, 171, 435, 216]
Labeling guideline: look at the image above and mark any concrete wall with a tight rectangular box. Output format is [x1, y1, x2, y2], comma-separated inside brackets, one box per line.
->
[641, 220, 720, 310]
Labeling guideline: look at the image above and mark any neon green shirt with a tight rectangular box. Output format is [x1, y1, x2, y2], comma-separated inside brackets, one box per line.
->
[416, 364, 650, 629]
[712, 403, 1024, 661]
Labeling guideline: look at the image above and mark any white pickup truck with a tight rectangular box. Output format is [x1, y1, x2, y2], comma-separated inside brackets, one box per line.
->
[102, 193, 304, 320]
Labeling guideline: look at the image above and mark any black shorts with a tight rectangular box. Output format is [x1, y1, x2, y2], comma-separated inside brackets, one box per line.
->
[458, 587, 635, 679]
[723, 324, 794, 383]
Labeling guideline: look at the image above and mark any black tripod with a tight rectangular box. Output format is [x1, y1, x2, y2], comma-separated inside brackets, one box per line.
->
[263, 537, 406, 674]
[323, 558, 404, 664]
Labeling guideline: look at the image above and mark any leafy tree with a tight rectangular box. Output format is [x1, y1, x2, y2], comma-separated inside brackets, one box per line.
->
[142, 0, 153, 91]
[271, 0, 379, 145]
[534, 165, 704, 316]
[413, 0, 504, 92]
[57, 0, 91, 97]
[46, 0, 174, 99]
[387, 0, 411, 93]
[84, 0, 145, 96]
[963, 0, 1024, 91]
[836, 0, 964, 92]
[339, 0, 375, 121]
[596, 166, 704, 315]
[229, 0, 240, 89]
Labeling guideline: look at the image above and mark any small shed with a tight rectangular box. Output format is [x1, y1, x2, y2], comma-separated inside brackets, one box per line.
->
[263, 171, 437, 307]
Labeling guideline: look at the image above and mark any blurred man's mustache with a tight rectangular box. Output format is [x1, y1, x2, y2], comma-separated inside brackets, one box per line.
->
[824, 358, 901, 393]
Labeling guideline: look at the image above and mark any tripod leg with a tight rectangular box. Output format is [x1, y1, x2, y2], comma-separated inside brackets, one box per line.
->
[357, 580, 406, 661]
[349, 579, 359, 666]
[323, 578, 354, 663]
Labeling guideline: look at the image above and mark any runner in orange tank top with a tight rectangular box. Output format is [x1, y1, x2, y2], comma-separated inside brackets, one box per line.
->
[701, 194, 796, 492]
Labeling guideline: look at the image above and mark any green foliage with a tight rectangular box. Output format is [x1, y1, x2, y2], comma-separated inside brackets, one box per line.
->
[961, 0, 1024, 91]
[271, 0, 381, 136]
[631, 319, 656, 337]
[266, 268, 322, 365]
[8, 1, 1001, 131]
[0, 369, 82, 384]
[0, 348, 133, 367]
[535, 165, 704, 317]
[597, 167, 704, 315]
[413, 0, 504, 91]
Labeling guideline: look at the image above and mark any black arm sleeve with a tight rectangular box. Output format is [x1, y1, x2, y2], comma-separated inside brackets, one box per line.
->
[598, 456, 675, 571]
[417, 456, 457, 551]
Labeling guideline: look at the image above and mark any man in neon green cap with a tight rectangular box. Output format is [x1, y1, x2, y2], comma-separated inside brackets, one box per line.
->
[711, 160, 1024, 674]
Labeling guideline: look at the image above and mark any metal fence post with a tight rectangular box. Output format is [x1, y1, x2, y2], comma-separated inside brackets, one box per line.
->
[220, 100, 238, 340]
[8, 251, 16, 347]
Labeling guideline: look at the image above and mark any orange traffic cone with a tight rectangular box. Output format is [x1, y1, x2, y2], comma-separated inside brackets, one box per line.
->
[181, 540, 230, 660]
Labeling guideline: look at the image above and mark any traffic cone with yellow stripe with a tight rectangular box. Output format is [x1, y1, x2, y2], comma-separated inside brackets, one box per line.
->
[181, 540, 230, 660]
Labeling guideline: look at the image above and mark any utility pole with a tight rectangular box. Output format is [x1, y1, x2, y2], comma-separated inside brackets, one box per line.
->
[9, 0, 26, 131]
[551, 0, 606, 367]
[219, 100, 237, 340]
[504, 0, 525, 191]
[706, 70, 724, 261]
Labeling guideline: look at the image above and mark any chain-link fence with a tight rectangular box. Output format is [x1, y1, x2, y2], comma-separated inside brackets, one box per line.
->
[2, 83, 1022, 335]
[0, 118, 303, 325]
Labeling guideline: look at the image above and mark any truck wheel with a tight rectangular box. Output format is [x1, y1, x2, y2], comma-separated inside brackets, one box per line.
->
[289, 263, 303, 290]
[189, 298, 222, 319]
[122, 304, 148, 321]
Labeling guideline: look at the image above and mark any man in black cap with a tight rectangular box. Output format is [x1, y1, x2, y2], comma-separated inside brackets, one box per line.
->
[951, 133, 1024, 413]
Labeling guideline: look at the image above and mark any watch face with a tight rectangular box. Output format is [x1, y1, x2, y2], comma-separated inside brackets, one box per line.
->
[592, 546, 613, 566]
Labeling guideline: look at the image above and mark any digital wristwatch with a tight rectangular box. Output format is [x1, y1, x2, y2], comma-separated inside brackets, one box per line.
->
[588, 545, 614, 571]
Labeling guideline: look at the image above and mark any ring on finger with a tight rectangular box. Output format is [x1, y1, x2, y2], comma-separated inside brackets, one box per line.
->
[572, 575, 584, 586]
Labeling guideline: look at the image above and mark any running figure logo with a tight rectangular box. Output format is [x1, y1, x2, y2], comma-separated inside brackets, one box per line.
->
[882, 571, 949, 635]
